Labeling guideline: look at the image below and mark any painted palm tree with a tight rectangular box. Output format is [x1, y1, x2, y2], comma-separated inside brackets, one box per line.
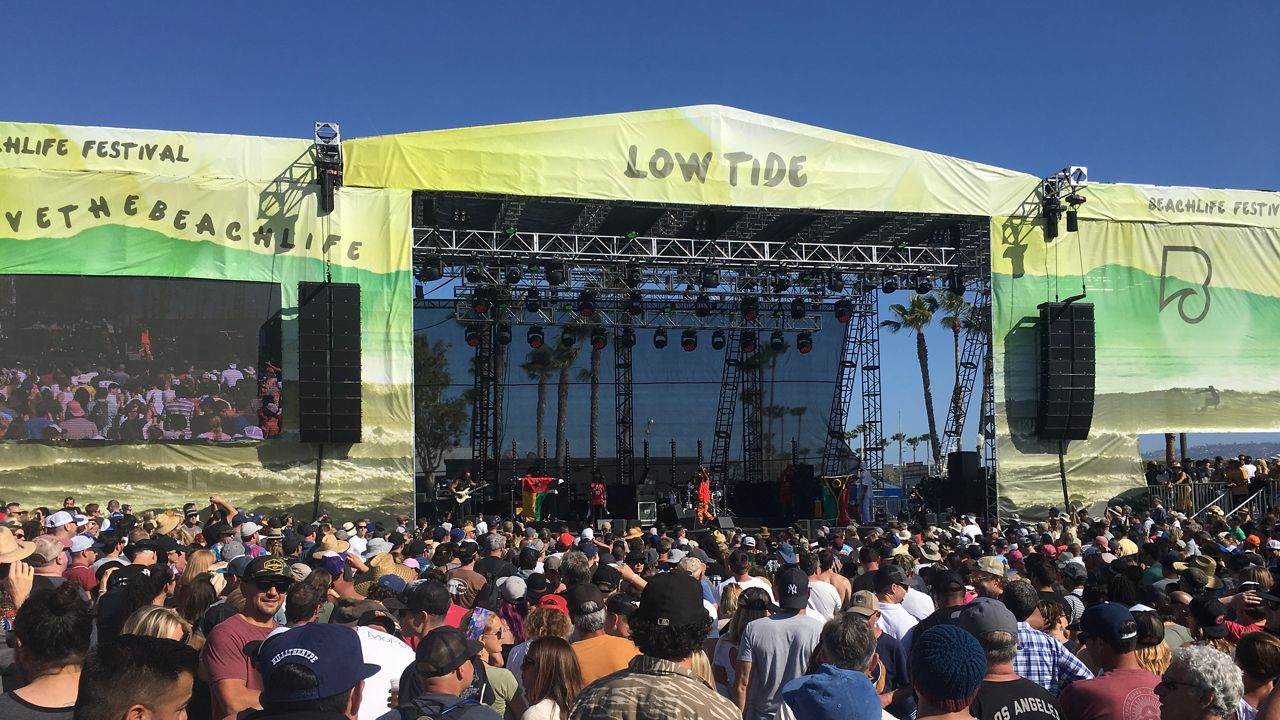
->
[881, 294, 943, 464]
[520, 346, 557, 458]
[937, 291, 971, 438]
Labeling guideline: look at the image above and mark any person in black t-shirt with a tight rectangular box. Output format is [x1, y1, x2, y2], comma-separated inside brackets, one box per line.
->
[958, 598, 1064, 720]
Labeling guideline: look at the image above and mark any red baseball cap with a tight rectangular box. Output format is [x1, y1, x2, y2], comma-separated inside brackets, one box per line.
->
[1041, 544, 1059, 559]
[558, 532, 575, 549]
[538, 594, 569, 616]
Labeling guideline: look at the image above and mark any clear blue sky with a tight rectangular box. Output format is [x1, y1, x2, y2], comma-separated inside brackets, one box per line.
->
[7, 4, 1278, 451]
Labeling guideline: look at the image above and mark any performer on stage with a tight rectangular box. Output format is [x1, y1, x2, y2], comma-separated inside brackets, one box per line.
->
[694, 467, 714, 525]
[586, 469, 607, 524]
[449, 471, 477, 520]
[520, 472, 560, 522]
[778, 465, 795, 519]
[856, 465, 874, 524]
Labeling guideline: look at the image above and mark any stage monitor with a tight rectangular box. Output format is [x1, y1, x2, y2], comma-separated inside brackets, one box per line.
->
[0, 274, 282, 443]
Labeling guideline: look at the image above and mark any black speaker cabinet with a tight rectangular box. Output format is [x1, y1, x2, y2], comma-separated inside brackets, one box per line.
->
[1036, 302, 1095, 441]
[298, 282, 362, 443]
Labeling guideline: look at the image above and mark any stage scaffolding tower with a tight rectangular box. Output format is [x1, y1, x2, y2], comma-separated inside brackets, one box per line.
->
[854, 291, 886, 503]
[709, 328, 744, 485]
[821, 311, 861, 479]
[741, 325, 764, 485]
[613, 325, 635, 485]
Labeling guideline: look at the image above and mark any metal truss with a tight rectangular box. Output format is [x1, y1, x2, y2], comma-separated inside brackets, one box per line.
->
[709, 328, 744, 485]
[451, 297, 824, 332]
[941, 277, 992, 458]
[416, 228, 960, 273]
[613, 325, 635, 485]
[854, 291, 886, 500]
[741, 322, 764, 485]
[983, 331, 999, 524]
[821, 317, 860, 479]
[469, 325, 496, 485]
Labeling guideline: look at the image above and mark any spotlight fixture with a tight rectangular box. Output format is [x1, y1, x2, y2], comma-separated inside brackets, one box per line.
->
[625, 230, 639, 240]
[471, 289, 493, 315]
[694, 293, 712, 318]
[769, 330, 786, 352]
[464, 324, 483, 348]
[773, 274, 792, 293]
[693, 213, 714, 238]
[591, 328, 608, 350]
[504, 265, 523, 285]
[700, 267, 721, 288]
[464, 266, 484, 283]
[834, 297, 853, 324]
[741, 330, 758, 353]
[560, 329, 575, 347]
[680, 329, 698, 352]
[526, 325, 545, 348]
[796, 332, 813, 354]
[946, 271, 965, 296]
[577, 290, 596, 317]
[451, 208, 469, 225]
[546, 263, 566, 286]
[618, 328, 636, 348]
[741, 296, 760, 322]
[653, 328, 668, 349]
[627, 292, 645, 316]
[711, 329, 726, 350]
[827, 273, 845, 293]
[501, 225, 518, 238]
[790, 297, 807, 320]
[525, 288, 542, 313]
[914, 274, 932, 294]
[623, 264, 644, 288]
[416, 257, 443, 282]
[1066, 194, 1086, 233]
[882, 273, 899, 294]
[495, 324, 512, 345]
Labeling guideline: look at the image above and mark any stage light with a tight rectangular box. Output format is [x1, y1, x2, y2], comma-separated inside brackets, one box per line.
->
[659, 301, 674, 315]
[834, 297, 853, 324]
[619, 328, 636, 348]
[495, 324, 512, 345]
[827, 273, 845, 293]
[700, 267, 720, 288]
[527, 325, 545, 348]
[627, 292, 645, 316]
[504, 265, 523, 285]
[526, 288, 542, 312]
[711, 329, 726, 350]
[1066, 210, 1079, 233]
[773, 274, 791, 293]
[625, 231, 639, 240]
[914, 274, 932, 294]
[741, 296, 760, 322]
[451, 208, 469, 225]
[416, 257, 443, 282]
[560, 329, 575, 347]
[1045, 210, 1060, 240]
[591, 328, 607, 350]
[695, 293, 712, 318]
[465, 324, 483, 348]
[653, 328, 668, 349]
[464, 266, 484, 283]
[797, 332, 813, 354]
[946, 271, 965, 296]
[546, 263, 566, 285]
[882, 274, 899, 294]
[693, 214, 714, 238]
[790, 297, 807, 320]
[1065, 166, 1088, 187]
[681, 329, 698, 352]
[471, 289, 493, 315]
[741, 331, 758, 353]
[623, 264, 644, 288]
[502, 225, 518, 238]
[770, 330, 786, 351]
[577, 290, 596, 317]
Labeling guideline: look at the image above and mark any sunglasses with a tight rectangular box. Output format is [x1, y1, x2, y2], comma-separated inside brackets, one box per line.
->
[253, 579, 290, 593]
[356, 525, 368, 530]
[484, 627, 505, 639]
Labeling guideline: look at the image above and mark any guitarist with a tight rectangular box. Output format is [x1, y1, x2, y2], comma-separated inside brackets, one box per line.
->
[586, 468, 608, 525]
[449, 471, 478, 520]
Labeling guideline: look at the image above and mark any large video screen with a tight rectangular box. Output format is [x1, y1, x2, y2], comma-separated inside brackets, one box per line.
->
[0, 275, 282, 442]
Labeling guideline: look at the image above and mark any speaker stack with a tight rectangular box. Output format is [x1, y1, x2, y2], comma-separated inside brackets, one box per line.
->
[1036, 302, 1095, 441]
[298, 282, 363, 444]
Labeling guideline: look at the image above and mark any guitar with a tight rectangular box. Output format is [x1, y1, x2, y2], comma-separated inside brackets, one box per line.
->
[452, 482, 490, 504]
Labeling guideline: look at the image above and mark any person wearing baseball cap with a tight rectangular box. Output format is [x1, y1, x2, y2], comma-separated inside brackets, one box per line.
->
[873, 565, 918, 642]
[565, 583, 639, 685]
[246, 624, 379, 720]
[971, 555, 1007, 599]
[201, 555, 290, 718]
[735, 565, 825, 720]
[1059, 602, 1160, 719]
[957, 598, 1064, 720]
[382, 626, 500, 720]
[571, 572, 738, 719]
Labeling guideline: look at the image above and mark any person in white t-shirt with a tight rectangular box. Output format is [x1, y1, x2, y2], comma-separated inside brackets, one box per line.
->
[873, 566, 918, 642]
[351, 610, 416, 720]
[720, 550, 776, 603]
[800, 552, 840, 622]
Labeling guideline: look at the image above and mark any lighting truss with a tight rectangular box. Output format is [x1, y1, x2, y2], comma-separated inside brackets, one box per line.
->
[448, 293, 831, 332]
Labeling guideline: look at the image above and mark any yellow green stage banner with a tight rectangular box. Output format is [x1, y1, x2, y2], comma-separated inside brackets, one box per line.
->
[0, 122, 414, 512]
[992, 182, 1280, 512]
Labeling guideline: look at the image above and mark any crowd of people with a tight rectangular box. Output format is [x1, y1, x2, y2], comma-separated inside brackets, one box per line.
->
[2, 492, 1280, 720]
[0, 360, 281, 441]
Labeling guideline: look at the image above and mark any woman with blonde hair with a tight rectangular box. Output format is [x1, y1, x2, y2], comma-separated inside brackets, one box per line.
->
[716, 586, 771, 696]
[122, 605, 192, 646]
[717, 582, 743, 633]
[520, 636, 584, 720]
[175, 549, 215, 608]
[1132, 610, 1171, 675]
[508, 607, 573, 695]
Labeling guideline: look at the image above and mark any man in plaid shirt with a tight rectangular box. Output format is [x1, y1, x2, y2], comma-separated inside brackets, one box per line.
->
[1003, 580, 1092, 694]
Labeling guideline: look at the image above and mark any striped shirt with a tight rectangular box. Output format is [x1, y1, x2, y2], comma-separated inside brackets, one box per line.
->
[569, 655, 741, 720]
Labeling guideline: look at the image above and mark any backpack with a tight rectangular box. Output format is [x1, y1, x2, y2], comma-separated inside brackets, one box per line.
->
[472, 570, 501, 611]
[398, 698, 480, 720]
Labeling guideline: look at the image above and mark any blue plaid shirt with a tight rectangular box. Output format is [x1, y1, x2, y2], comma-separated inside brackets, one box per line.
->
[1013, 622, 1093, 695]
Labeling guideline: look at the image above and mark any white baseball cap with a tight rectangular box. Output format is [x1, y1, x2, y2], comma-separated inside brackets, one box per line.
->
[70, 535, 94, 553]
[240, 522, 261, 538]
[580, 528, 594, 541]
[44, 510, 74, 528]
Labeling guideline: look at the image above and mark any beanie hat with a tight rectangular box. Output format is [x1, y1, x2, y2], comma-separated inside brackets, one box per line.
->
[910, 624, 987, 712]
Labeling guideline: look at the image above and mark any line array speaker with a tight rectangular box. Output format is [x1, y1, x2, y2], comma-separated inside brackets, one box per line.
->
[1036, 302, 1095, 441]
[298, 282, 362, 443]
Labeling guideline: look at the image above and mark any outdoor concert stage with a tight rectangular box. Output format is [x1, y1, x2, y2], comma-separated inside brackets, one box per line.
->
[2, 106, 1277, 519]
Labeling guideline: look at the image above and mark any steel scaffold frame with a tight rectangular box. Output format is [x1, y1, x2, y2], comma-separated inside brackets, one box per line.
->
[613, 325, 635, 485]
[821, 315, 861, 479]
[710, 328, 744, 485]
[941, 278, 991, 458]
[854, 291, 885, 503]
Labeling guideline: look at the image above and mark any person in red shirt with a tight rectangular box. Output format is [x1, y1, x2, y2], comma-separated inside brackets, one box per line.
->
[587, 469, 608, 524]
[199, 556, 290, 718]
[695, 467, 714, 525]
[1058, 603, 1160, 720]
